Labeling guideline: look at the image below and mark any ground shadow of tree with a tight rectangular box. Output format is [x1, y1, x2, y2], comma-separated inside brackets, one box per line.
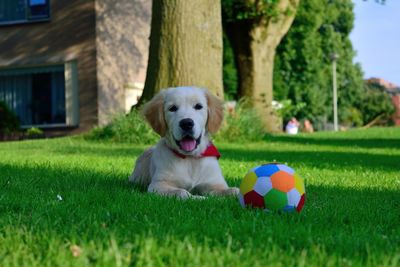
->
[50, 143, 146, 159]
[48, 141, 400, 172]
[264, 135, 400, 149]
[220, 147, 400, 171]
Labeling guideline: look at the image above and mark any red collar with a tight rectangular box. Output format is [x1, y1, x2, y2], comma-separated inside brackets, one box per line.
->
[169, 143, 221, 159]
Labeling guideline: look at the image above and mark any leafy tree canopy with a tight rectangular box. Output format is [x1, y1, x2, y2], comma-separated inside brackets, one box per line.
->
[359, 81, 395, 125]
[273, 0, 364, 127]
[222, 0, 281, 23]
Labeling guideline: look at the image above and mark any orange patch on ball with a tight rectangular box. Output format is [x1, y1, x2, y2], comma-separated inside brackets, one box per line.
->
[270, 171, 295, 193]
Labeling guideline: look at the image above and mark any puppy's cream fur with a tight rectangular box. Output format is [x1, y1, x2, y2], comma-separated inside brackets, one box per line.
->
[129, 87, 239, 199]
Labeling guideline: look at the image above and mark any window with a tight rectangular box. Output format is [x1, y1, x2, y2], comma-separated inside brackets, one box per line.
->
[0, 63, 79, 127]
[0, 0, 50, 25]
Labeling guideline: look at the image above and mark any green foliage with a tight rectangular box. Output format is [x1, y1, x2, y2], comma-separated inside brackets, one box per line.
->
[273, 0, 364, 127]
[0, 101, 20, 134]
[25, 127, 44, 137]
[340, 106, 363, 127]
[222, 0, 281, 22]
[85, 110, 158, 144]
[275, 99, 306, 123]
[223, 34, 238, 100]
[214, 99, 266, 142]
[87, 100, 265, 144]
[358, 82, 395, 125]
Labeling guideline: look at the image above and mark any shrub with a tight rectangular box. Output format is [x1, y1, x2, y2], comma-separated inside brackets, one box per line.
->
[85, 109, 158, 144]
[86, 100, 266, 144]
[340, 106, 363, 127]
[214, 99, 266, 142]
[0, 101, 20, 134]
[26, 127, 44, 137]
[359, 83, 395, 125]
[275, 99, 306, 125]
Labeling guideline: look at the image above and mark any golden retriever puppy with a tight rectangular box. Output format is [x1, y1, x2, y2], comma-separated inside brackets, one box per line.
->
[129, 86, 239, 199]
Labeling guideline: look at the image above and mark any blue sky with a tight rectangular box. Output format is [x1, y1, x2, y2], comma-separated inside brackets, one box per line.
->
[350, 0, 400, 85]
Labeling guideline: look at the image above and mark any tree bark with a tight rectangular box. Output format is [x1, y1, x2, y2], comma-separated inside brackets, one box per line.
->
[225, 0, 300, 132]
[140, 0, 224, 103]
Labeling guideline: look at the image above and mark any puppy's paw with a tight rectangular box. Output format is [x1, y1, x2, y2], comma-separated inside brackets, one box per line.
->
[171, 189, 206, 200]
[225, 187, 240, 196]
[189, 195, 207, 200]
[171, 189, 192, 199]
[208, 187, 240, 197]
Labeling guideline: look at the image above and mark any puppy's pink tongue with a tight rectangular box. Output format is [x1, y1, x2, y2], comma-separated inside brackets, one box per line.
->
[180, 139, 196, 152]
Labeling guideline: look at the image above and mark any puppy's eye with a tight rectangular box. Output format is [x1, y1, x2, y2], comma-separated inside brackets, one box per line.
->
[168, 105, 178, 112]
[194, 103, 203, 110]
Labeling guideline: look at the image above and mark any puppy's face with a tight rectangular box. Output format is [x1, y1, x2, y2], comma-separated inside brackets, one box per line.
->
[164, 88, 208, 153]
[143, 87, 223, 155]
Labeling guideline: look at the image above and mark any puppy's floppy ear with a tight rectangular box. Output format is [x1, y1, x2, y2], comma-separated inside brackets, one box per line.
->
[205, 90, 224, 133]
[142, 91, 167, 136]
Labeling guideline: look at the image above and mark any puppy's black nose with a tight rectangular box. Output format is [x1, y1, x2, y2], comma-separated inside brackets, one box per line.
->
[179, 118, 194, 131]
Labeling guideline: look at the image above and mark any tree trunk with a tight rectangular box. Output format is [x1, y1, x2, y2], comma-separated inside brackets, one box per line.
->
[140, 0, 224, 103]
[225, 0, 299, 132]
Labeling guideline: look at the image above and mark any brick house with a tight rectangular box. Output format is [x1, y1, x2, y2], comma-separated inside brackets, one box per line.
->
[0, 0, 151, 135]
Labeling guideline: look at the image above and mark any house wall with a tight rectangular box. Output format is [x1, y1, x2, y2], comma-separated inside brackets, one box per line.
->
[0, 0, 98, 134]
[95, 0, 151, 125]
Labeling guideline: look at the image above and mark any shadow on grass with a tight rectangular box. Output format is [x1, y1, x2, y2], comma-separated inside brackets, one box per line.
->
[264, 135, 400, 149]
[47, 142, 400, 172]
[0, 161, 399, 262]
[221, 148, 400, 171]
[51, 144, 147, 159]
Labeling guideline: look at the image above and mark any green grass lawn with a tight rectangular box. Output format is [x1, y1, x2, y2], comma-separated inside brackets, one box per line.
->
[0, 127, 399, 266]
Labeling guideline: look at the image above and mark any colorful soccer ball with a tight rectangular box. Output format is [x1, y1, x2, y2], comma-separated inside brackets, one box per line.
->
[239, 163, 306, 212]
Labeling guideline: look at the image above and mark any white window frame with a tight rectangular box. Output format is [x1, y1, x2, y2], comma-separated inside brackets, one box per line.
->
[64, 61, 79, 127]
